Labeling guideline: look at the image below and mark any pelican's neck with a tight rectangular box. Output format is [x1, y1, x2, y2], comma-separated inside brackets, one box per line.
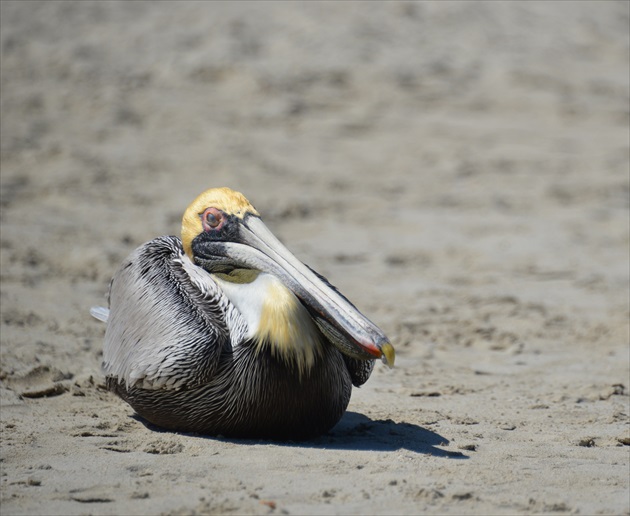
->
[212, 271, 323, 374]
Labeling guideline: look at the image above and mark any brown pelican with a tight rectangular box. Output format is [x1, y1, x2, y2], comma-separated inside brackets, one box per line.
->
[91, 187, 394, 440]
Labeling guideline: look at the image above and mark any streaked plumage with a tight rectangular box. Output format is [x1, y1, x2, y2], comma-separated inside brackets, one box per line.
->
[92, 187, 394, 440]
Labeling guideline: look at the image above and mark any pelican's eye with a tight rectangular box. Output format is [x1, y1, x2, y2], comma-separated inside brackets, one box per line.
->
[201, 207, 224, 231]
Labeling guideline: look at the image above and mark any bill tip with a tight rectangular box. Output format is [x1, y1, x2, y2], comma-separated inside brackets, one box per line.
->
[381, 342, 395, 367]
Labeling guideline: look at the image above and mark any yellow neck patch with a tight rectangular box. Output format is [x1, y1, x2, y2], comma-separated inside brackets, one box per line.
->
[254, 279, 323, 376]
[212, 272, 323, 376]
[181, 187, 259, 258]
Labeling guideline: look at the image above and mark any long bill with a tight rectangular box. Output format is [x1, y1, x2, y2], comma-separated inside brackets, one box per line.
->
[194, 215, 395, 366]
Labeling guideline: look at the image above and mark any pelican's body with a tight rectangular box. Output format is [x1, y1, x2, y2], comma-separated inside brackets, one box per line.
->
[94, 188, 394, 440]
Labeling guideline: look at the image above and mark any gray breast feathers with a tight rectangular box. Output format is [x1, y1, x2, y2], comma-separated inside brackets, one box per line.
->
[101, 236, 247, 390]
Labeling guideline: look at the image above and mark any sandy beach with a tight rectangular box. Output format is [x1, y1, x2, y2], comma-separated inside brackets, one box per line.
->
[1, 1, 629, 514]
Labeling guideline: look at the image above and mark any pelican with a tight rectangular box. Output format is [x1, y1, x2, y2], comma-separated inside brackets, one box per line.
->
[91, 187, 394, 440]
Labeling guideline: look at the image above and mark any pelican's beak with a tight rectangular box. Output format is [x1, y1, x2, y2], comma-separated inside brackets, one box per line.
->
[192, 215, 395, 366]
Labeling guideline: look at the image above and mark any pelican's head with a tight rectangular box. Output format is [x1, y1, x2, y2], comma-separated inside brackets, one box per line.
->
[181, 187, 394, 367]
[182, 187, 260, 258]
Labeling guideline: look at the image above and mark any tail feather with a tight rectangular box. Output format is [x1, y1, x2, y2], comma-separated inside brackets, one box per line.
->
[90, 306, 109, 323]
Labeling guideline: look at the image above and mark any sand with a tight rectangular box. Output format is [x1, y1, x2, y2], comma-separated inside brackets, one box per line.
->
[1, 1, 629, 515]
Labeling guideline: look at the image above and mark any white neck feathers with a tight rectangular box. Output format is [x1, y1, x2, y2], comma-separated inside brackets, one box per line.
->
[212, 272, 323, 374]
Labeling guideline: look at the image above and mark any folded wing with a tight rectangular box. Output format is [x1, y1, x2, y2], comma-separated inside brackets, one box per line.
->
[102, 236, 245, 391]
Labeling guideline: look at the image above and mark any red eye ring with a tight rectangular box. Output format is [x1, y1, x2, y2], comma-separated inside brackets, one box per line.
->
[201, 207, 224, 231]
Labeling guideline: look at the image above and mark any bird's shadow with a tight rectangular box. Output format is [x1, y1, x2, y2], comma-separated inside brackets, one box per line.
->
[295, 411, 467, 458]
[133, 411, 467, 458]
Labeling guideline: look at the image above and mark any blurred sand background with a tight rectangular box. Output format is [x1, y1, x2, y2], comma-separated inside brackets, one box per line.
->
[1, 1, 629, 515]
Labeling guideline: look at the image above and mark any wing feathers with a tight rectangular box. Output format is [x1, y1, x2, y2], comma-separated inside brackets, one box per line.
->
[101, 236, 244, 391]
